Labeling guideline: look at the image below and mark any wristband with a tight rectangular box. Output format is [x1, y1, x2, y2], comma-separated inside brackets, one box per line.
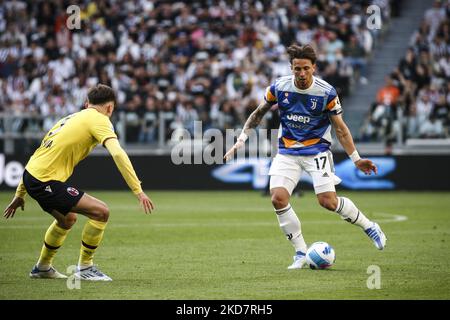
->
[349, 150, 361, 163]
[238, 132, 248, 142]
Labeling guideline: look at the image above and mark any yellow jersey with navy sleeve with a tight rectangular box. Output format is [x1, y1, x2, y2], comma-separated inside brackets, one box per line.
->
[264, 75, 342, 156]
[25, 108, 117, 182]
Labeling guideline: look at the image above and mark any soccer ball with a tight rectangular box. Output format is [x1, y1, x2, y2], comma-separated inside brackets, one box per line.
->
[306, 241, 336, 269]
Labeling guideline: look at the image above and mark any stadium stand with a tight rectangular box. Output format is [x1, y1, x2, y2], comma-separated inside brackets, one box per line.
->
[0, 0, 393, 153]
[360, 0, 450, 146]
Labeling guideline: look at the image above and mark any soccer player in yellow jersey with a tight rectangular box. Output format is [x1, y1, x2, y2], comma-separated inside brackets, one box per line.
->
[3, 84, 154, 281]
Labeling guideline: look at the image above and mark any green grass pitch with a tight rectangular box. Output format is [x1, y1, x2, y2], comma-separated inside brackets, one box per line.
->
[1, 190, 449, 300]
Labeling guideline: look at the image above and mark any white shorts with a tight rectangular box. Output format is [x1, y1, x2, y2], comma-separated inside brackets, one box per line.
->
[269, 151, 342, 195]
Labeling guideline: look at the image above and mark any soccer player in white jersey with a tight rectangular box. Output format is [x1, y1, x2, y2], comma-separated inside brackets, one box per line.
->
[224, 44, 387, 269]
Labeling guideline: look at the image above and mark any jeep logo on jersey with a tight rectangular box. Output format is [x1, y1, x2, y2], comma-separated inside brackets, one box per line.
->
[67, 187, 79, 196]
[286, 114, 310, 123]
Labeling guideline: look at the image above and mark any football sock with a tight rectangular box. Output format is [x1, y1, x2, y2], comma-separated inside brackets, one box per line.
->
[335, 197, 372, 230]
[275, 204, 307, 254]
[78, 219, 107, 268]
[37, 220, 70, 270]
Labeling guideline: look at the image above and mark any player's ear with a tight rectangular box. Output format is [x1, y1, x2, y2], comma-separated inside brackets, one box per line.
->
[106, 103, 114, 116]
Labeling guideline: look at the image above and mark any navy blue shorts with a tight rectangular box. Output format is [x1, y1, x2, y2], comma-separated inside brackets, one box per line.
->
[23, 170, 84, 215]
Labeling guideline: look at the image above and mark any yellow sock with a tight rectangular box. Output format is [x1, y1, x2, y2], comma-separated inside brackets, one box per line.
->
[37, 220, 70, 269]
[78, 220, 107, 268]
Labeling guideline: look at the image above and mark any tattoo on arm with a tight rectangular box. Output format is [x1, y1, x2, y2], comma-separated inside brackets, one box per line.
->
[243, 101, 272, 131]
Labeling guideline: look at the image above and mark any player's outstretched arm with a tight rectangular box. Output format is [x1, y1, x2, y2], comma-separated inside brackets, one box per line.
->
[330, 114, 377, 175]
[224, 101, 272, 161]
[104, 138, 155, 213]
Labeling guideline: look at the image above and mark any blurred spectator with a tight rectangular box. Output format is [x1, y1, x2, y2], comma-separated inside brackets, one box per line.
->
[344, 35, 369, 84]
[398, 48, 417, 81]
[424, 0, 447, 40]
[139, 96, 158, 144]
[324, 31, 344, 64]
[419, 115, 446, 138]
[376, 75, 401, 107]
[226, 66, 249, 99]
[361, 74, 403, 144]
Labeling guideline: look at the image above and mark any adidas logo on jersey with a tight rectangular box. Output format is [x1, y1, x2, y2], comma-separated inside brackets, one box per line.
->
[282, 98, 289, 104]
[45, 185, 52, 193]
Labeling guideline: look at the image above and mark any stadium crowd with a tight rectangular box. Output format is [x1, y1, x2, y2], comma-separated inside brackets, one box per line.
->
[0, 0, 390, 145]
[360, 0, 450, 143]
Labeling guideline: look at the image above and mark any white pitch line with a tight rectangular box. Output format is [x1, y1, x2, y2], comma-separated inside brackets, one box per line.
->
[0, 212, 408, 229]
[372, 212, 408, 223]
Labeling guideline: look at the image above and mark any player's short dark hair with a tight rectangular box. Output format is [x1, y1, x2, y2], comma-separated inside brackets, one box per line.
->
[87, 84, 116, 106]
[287, 44, 317, 65]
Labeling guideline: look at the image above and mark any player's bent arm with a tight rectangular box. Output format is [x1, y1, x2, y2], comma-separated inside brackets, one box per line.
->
[242, 100, 273, 135]
[104, 138, 143, 195]
[330, 114, 377, 175]
[330, 114, 357, 156]
[224, 101, 272, 161]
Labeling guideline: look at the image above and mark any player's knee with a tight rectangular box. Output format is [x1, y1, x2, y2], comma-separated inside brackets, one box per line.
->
[89, 204, 109, 222]
[64, 213, 77, 229]
[271, 192, 289, 209]
[318, 196, 338, 211]
[97, 205, 110, 222]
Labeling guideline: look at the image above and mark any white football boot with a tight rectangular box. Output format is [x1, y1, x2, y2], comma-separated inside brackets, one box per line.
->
[364, 222, 387, 250]
[74, 265, 112, 281]
[287, 253, 307, 269]
[29, 265, 67, 279]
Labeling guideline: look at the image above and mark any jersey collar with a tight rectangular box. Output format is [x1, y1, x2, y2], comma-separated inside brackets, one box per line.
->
[291, 75, 316, 93]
